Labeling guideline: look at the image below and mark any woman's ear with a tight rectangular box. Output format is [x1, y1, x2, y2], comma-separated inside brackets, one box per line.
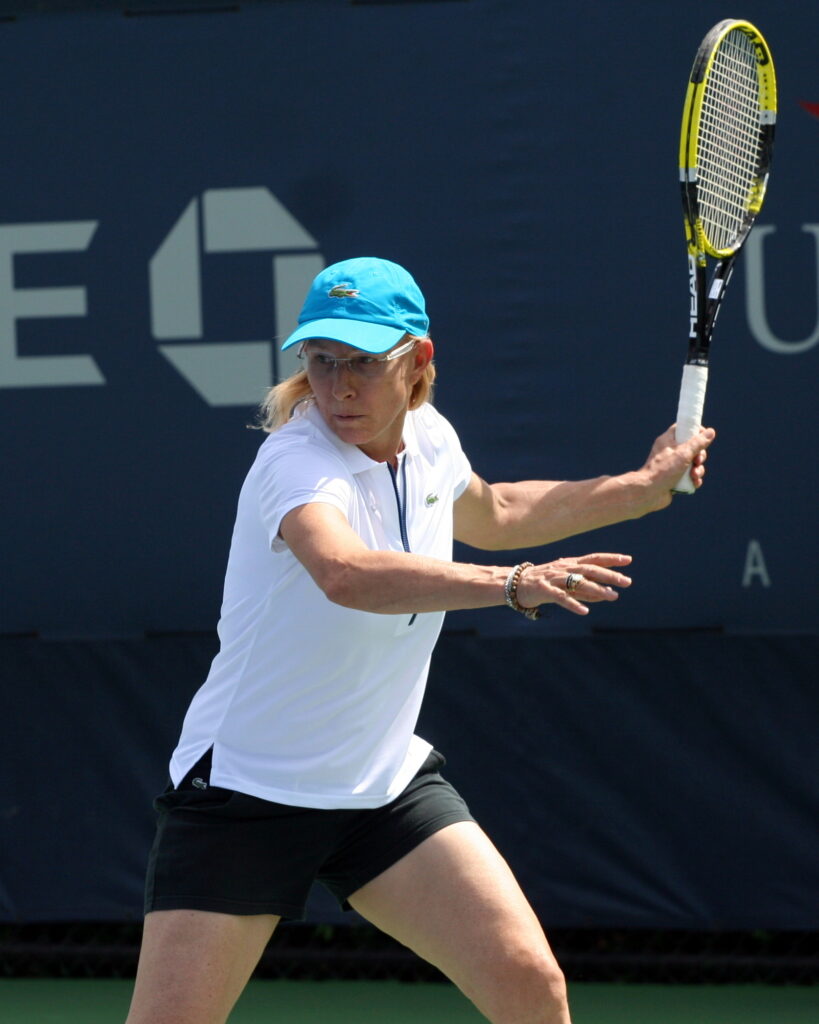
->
[416, 337, 434, 365]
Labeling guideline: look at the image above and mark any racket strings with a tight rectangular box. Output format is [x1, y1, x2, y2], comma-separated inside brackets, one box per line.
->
[696, 29, 763, 250]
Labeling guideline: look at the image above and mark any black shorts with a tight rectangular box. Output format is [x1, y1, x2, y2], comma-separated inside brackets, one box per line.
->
[144, 748, 474, 920]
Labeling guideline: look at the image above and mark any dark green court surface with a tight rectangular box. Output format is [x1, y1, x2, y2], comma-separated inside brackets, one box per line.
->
[1, 978, 817, 1022]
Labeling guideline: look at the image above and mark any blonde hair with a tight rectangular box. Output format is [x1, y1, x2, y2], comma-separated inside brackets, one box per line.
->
[256, 335, 436, 433]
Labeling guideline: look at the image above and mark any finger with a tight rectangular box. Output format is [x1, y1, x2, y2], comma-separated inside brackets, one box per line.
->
[578, 564, 632, 583]
[541, 576, 623, 615]
[569, 578, 623, 602]
[573, 552, 633, 567]
[525, 576, 592, 615]
[571, 561, 633, 588]
[682, 427, 716, 456]
[551, 592, 590, 616]
[553, 584, 617, 612]
[553, 568, 629, 606]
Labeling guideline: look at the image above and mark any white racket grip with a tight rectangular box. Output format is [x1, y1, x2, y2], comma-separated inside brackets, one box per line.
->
[672, 363, 708, 494]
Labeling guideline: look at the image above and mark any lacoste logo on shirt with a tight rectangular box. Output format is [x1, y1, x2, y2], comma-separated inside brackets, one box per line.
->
[424, 493, 439, 507]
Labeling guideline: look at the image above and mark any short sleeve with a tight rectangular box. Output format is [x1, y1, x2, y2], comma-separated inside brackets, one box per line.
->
[254, 437, 355, 553]
[452, 443, 472, 500]
[419, 404, 472, 499]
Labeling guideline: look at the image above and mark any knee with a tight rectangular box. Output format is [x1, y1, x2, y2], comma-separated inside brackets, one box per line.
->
[479, 948, 569, 1024]
[521, 952, 568, 1021]
[540, 959, 569, 1018]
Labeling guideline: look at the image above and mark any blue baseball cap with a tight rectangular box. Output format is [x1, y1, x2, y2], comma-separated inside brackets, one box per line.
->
[280, 257, 429, 354]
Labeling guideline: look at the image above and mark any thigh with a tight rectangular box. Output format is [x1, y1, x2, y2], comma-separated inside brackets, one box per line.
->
[146, 763, 333, 920]
[318, 749, 474, 908]
[126, 909, 279, 1024]
[348, 821, 568, 1023]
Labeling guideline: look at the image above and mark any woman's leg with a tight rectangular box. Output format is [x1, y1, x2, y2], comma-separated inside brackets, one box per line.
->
[125, 909, 279, 1024]
[348, 821, 570, 1024]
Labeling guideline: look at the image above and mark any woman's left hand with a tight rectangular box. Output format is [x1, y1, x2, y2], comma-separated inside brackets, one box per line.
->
[634, 424, 716, 513]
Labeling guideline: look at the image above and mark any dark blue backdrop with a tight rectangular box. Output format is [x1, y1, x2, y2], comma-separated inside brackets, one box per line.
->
[2, 1, 818, 929]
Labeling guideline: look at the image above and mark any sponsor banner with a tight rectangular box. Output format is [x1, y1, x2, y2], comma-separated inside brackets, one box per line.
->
[1, 0, 817, 636]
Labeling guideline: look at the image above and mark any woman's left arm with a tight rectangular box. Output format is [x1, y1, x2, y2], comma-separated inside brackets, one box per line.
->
[454, 424, 715, 551]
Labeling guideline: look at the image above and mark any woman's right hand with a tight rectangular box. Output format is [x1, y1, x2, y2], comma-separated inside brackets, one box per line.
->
[515, 552, 633, 616]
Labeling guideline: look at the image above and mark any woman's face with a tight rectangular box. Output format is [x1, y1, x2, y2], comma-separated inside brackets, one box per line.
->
[303, 338, 428, 463]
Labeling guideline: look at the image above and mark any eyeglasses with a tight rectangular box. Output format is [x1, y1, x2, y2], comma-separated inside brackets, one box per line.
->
[297, 338, 418, 380]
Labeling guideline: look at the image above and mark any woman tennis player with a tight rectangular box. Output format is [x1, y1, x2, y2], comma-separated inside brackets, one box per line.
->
[126, 257, 714, 1024]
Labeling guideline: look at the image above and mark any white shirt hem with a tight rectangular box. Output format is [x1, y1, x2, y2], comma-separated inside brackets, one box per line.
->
[209, 739, 433, 810]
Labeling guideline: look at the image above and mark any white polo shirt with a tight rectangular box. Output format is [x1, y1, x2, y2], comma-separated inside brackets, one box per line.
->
[170, 400, 472, 809]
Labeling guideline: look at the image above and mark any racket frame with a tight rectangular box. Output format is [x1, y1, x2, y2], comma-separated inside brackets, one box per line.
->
[673, 19, 777, 492]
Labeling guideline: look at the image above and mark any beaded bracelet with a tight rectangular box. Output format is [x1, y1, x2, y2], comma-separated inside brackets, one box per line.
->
[504, 561, 540, 621]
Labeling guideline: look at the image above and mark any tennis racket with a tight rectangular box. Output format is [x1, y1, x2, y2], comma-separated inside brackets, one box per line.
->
[673, 19, 777, 493]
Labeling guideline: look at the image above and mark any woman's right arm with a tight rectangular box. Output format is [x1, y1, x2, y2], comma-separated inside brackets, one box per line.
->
[278, 501, 631, 617]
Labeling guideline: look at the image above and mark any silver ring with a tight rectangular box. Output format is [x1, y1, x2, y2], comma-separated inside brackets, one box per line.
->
[565, 572, 585, 592]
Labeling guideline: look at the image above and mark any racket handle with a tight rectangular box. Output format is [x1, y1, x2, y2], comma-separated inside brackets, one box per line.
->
[672, 363, 708, 494]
